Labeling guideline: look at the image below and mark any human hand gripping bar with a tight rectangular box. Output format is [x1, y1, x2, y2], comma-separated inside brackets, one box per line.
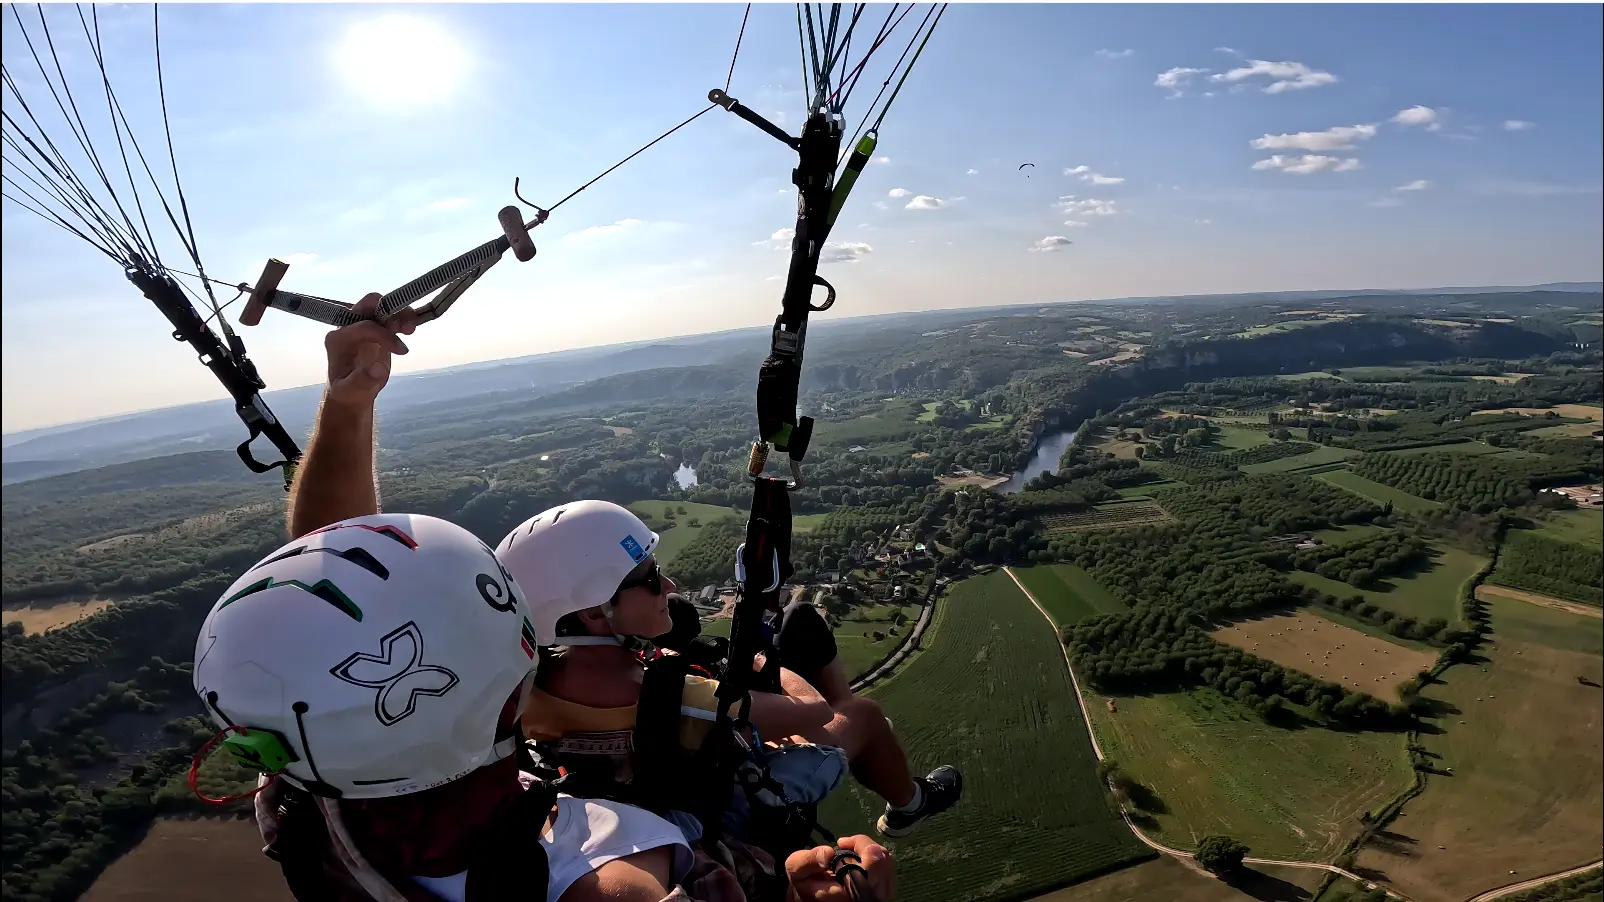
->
[238, 205, 543, 328]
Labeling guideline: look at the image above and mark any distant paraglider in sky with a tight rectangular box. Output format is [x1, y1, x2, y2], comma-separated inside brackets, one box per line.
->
[1018, 162, 1035, 177]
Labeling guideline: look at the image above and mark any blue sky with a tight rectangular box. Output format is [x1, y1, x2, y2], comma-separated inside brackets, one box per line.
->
[3, 2, 1601, 432]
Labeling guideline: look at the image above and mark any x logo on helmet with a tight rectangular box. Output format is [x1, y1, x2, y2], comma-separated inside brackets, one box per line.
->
[330, 621, 460, 726]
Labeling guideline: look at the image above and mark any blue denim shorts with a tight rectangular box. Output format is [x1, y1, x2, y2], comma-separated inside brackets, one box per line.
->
[661, 741, 850, 843]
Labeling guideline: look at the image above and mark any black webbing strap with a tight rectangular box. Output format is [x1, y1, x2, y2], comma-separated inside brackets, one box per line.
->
[125, 258, 302, 489]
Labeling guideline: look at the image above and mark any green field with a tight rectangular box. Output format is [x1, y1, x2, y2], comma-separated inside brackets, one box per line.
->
[792, 512, 830, 532]
[819, 572, 1153, 900]
[1084, 686, 1413, 861]
[1215, 425, 1273, 450]
[1232, 319, 1332, 338]
[1315, 469, 1442, 513]
[629, 500, 740, 565]
[835, 603, 923, 679]
[1538, 508, 1604, 548]
[1114, 480, 1182, 498]
[813, 397, 922, 447]
[1485, 596, 1603, 656]
[1011, 565, 1127, 627]
[1241, 444, 1359, 474]
[1338, 365, 1418, 381]
[1277, 371, 1347, 382]
[1311, 523, 1388, 545]
[1387, 441, 1505, 456]
[1287, 543, 1487, 625]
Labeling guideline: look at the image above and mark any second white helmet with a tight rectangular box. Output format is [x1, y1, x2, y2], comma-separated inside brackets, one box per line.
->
[496, 500, 659, 646]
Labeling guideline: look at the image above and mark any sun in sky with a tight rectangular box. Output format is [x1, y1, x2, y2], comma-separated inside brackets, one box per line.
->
[333, 14, 469, 109]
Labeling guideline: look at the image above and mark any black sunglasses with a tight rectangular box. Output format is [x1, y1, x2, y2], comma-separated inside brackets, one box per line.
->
[616, 558, 666, 597]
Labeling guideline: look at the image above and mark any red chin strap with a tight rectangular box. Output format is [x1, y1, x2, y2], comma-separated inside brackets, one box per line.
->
[188, 724, 276, 805]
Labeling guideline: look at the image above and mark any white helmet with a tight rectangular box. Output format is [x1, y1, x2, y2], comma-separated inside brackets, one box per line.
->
[193, 513, 538, 799]
[496, 500, 659, 647]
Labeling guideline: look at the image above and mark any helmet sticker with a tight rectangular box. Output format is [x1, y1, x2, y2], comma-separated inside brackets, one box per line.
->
[254, 543, 391, 580]
[621, 535, 647, 563]
[520, 616, 538, 659]
[329, 621, 460, 726]
[477, 572, 517, 613]
[219, 577, 363, 622]
[304, 522, 419, 549]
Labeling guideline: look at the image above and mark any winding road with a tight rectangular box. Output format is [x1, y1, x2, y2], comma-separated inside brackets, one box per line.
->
[1000, 566, 1601, 902]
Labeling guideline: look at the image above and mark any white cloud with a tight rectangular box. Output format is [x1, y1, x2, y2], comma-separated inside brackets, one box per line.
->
[1251, 154, 1361, 174]
[965, 168, 979, 175]
[1214, 46, 1239, 55]
[1502, 119, 1535, 131]
[905, 195, 945, 210]
[1029, 236, 1074, 252]
[870, 156, 891, 165]
[1065, 164, 1125, 185]
[1251, 123, 1378, 152]
[1155, 66, 1209, 96]
[1390, 105, 1440, 130]
[1394, 179, 1431, 192]
[426, 197, 472, 212]
[1056, 196, 1120, 217]
[753, 227, 795, 248]
[820, 242, 874, 264]
[564, 218, 648, 242]
[1211, 59, 1337, 93]
[1195, 219, 1212, 225]
[1061, 220, 1089, 228]
[1094, 48, 1134, 59]
[887, 187, 910, 198]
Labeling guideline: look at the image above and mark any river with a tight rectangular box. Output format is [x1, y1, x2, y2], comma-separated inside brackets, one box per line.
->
[674, 462, 698, 489]
[996, 428, 1077, 494]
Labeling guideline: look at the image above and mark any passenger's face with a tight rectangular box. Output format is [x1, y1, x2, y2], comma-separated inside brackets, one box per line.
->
[610, 556, 676, 638]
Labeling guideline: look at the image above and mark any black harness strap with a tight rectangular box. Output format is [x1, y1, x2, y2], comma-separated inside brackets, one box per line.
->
[698, 105, 844, 849]
[125, 256, 302, 489]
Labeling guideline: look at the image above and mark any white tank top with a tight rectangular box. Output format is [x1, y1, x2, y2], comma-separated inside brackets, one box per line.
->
[411, 794, 692, 902]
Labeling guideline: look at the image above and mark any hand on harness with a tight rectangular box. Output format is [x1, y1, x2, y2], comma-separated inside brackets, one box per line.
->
[784, 836, 894, 902]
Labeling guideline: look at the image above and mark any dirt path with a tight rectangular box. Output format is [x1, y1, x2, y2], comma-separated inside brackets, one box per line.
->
[1002, 567, 1603, 902]
[1464, 860, 1603, 902]
[1475, 584, 1602, 619]
[1001, 566, 1403, 897]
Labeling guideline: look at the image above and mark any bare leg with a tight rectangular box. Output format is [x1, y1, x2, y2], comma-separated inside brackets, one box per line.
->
[806, 657, 853, 707]
[802, 696, 916, 808]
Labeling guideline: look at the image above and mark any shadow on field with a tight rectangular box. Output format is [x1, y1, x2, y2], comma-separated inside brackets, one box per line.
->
[1223, 866, 1316, 901]
[1124, 781, 1170, 815]
[1412, 696, 1462, 718]
[1369, 829, 1420, 855]
[1350, 864, 1392, 883]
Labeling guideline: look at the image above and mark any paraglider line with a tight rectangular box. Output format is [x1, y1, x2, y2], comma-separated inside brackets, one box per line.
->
[522, 3, 753, 217]
[828, 3, 914, 112]
[725, 3, 751, 92]
[839, 3, 943, 166]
